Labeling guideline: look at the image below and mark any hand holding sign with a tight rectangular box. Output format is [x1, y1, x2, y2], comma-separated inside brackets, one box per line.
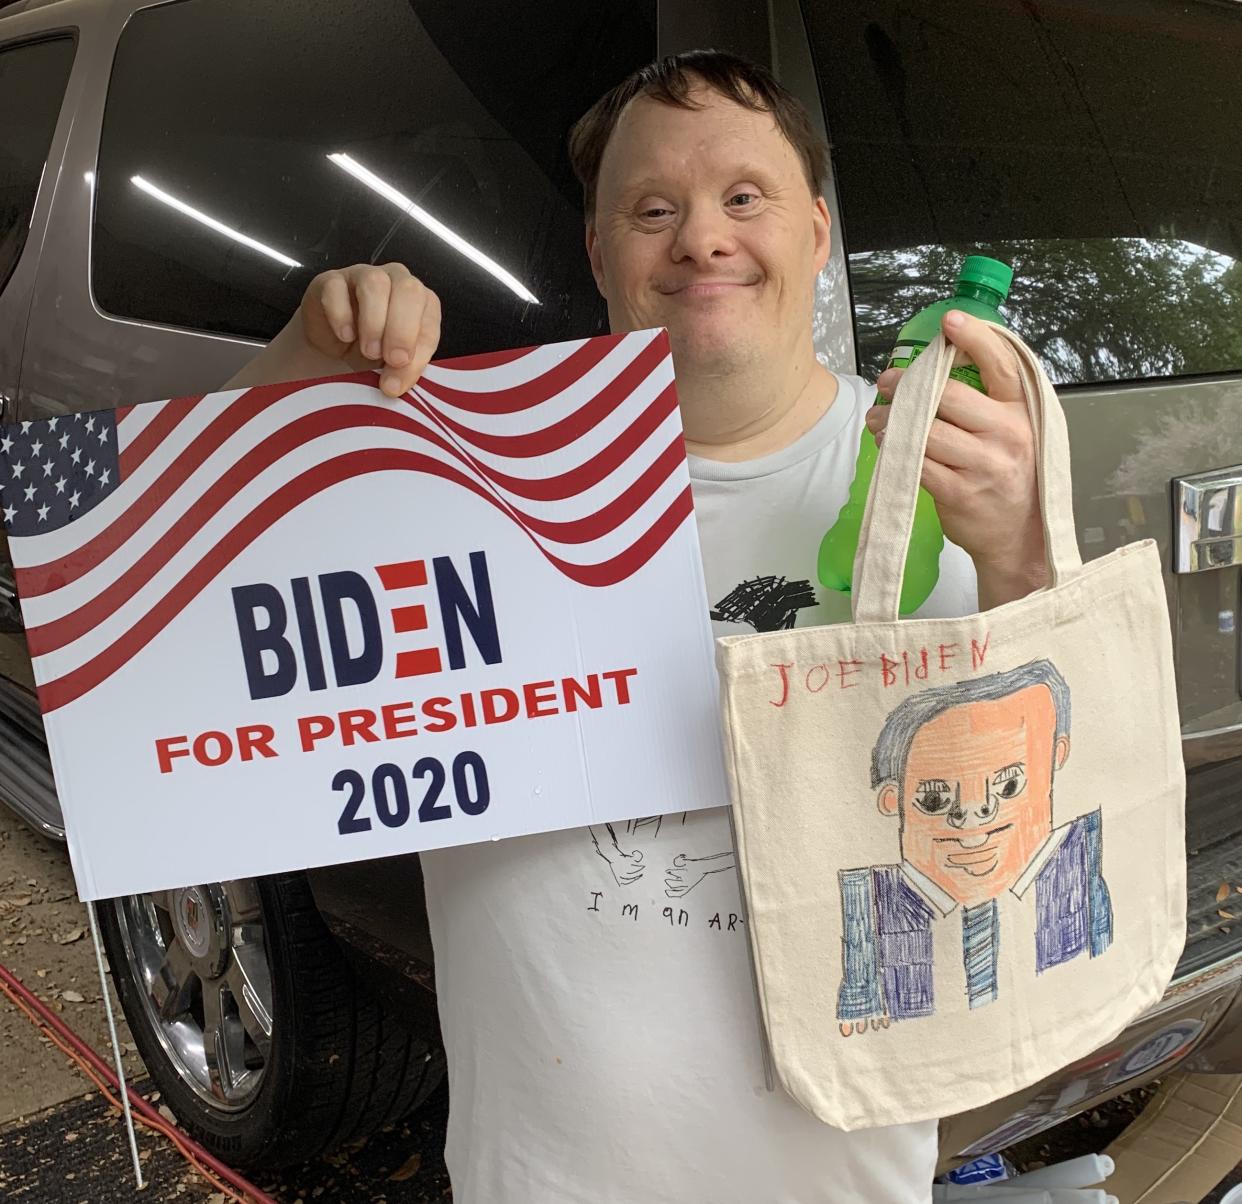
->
[301, 264, 443, 398]
[228, 262, 442, 401]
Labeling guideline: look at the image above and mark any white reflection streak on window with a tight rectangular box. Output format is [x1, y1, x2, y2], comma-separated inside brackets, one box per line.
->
[327, 152, 539, 305]
[130, 175, 301, 268]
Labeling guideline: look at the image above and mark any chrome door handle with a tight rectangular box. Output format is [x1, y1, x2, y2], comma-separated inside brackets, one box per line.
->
[1174, 466, 1242, 573]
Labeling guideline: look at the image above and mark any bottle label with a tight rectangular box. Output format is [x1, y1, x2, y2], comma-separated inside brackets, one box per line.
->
[885, 339, 985, 393]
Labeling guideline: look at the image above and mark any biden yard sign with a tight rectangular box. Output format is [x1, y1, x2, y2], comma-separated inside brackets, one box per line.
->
[0, 330, 726, 901]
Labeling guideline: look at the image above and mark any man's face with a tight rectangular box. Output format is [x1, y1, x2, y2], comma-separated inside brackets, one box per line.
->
[585, 86, 830, 377]
[879, 685, 1069, 908]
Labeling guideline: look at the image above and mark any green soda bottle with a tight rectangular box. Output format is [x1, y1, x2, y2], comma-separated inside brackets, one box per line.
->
[817, 255, 1013, 614]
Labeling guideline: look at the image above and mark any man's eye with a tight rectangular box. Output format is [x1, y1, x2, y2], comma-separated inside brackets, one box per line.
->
[727, 192, 758, 207]
[914, 781, 953, 814]
[991, 765, 1027, 800]
[638, 206, 672, 220]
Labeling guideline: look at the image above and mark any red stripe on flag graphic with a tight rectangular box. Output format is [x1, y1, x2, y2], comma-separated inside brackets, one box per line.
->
[433, 346, 533, 370]
[118, 393, 205, 477]
[419, 335, 668, 455]
[416, 333, 623, 414]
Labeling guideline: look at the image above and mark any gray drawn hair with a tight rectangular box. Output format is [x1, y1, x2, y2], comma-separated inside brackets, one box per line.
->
[870, 659, 1071, 792]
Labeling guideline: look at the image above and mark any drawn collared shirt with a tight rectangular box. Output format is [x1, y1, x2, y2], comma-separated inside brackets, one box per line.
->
[837, 813, 1112, 1024]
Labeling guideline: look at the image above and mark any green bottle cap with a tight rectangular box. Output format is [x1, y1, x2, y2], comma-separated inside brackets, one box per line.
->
[958, 255, 1013, 300]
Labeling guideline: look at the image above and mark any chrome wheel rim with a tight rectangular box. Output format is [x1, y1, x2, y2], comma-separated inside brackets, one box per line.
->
[114, 880, 274, 1111]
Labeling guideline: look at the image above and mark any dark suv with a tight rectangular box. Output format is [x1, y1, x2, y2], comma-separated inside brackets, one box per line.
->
[1, 0, 1240, 1174]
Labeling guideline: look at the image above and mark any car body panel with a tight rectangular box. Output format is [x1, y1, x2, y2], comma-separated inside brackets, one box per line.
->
[14, 2, 264, 420]
[1060, 377, 1242, 740]
[0, 4, 88, 686]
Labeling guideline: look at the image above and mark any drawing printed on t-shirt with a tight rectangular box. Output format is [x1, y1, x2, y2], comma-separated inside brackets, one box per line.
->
[588, 816, 736, 898]
[710, 575, 818, 631]
[836, 660, 1113, 1032]
[583, 585, 804, 900]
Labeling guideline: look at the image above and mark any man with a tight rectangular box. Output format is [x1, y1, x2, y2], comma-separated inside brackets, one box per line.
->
[837, 660, 1113, 1033]
[231, 50, 1047, 1204]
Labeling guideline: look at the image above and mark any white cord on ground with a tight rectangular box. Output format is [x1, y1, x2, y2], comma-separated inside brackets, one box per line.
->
[86, 900, 146, 1190]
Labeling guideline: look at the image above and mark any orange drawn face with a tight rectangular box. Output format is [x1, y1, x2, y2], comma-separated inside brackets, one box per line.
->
[878, 685, 1070, 908]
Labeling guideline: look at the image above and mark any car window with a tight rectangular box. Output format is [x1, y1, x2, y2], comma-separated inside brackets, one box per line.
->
[0, 35, 76, 298]
[93, 0, 655, 355]
[803, 0, 1242, 386]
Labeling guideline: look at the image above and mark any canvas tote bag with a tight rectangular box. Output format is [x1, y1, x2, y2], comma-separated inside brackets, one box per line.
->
[716, 327, 1186, 1131]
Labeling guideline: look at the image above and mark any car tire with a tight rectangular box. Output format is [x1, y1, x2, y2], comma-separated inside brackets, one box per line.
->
[97, 869, 445, 1170]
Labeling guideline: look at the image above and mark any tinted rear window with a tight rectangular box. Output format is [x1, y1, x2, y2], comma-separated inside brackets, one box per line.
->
[93, 0, 655, 355]
[805, 0, 1242, 386]
[0, 35, 76, 297]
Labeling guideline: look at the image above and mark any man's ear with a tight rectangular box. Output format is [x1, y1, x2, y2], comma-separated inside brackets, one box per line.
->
[585, 223, 607, 297]
[1054, 735, 1070, 771]
[878, 783, 900, 817]
[811, 197, 832, 275]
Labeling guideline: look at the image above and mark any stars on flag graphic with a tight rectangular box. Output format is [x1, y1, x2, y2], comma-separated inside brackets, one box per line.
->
[0, 412, 121, 535]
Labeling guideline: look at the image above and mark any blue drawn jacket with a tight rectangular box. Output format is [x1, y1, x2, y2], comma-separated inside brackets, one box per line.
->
[836, 809, 1113, 1024]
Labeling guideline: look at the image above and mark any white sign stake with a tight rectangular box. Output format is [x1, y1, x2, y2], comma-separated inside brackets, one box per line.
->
[87, 900, 145, 1191]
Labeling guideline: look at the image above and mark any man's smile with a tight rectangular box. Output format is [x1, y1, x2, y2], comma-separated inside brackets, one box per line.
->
[934, 823, 1014, 876]
[655, 274, 761, 298]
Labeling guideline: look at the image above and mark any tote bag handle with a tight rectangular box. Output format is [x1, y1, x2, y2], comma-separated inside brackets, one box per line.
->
[851, 327, 1084, 625]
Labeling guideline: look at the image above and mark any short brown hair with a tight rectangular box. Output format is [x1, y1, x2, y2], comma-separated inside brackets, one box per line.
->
[567, 50, 829, 218]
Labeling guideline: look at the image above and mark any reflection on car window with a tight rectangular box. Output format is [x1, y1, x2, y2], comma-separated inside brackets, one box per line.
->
[0, 36, 76, 299]
[93, 0, 655, 355]
[803, 0, 1242, 386]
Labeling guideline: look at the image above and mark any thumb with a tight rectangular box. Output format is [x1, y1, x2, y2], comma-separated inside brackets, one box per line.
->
[942, 310, 1022, 404]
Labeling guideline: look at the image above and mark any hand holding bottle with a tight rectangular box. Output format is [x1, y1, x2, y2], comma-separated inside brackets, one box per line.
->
[819, 255, 1047, 613]
[868, 309, 1047, 611]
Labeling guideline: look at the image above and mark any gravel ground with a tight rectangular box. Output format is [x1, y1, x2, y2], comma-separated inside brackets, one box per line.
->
[0, 1082, 217, 1202]
[0, 1078, 451, 1202]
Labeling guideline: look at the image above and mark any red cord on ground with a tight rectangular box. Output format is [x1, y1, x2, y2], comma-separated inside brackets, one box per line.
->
[0, 959, 278, 1204]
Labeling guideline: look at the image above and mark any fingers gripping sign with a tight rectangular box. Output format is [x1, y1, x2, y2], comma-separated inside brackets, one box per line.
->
[865, 310, 1047, 608]
[300, 263, 443, 398]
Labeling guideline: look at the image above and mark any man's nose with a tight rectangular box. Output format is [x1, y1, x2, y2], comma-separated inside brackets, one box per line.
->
[947, 776, 997, 829]
[670, 202, 737, 265]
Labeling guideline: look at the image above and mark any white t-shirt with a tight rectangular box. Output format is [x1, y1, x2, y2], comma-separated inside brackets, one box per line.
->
[420, 372, 979, 1204]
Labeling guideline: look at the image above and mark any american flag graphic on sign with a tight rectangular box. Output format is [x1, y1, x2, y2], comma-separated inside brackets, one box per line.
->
[0, 328, 689, 716]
